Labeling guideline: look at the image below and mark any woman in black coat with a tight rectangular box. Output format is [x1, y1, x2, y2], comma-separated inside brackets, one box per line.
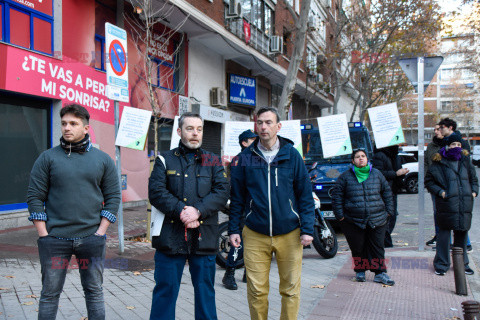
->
[425, 134, 478, 276]
[332, 149, 395, 285]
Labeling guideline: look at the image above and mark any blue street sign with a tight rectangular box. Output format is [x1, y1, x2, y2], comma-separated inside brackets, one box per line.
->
[229, 74, 256, 107]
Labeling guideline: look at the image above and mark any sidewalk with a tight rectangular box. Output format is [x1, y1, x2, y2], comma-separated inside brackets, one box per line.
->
[0, 204, 479, 319]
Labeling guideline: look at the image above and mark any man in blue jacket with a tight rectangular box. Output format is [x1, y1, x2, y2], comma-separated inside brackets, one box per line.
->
[229, 107, 314, 320]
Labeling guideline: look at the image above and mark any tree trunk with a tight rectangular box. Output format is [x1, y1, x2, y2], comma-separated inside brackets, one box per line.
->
[277, 0, 312, 120]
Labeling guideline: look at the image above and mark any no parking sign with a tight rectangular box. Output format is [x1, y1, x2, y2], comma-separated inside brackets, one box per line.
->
[105, 23, 129, 101]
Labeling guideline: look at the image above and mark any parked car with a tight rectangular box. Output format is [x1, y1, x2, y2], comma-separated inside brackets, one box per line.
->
[398, 152, 418, 194]
[472, 145, 480, 168]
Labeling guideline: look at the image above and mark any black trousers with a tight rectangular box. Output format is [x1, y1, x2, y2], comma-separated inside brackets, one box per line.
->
[341, 220, 388, 274]
[434, 228, 469, 273]
[384, 194, 398, 248]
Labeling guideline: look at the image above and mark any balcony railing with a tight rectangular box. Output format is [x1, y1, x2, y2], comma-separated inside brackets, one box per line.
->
[225, 18, 270, 56]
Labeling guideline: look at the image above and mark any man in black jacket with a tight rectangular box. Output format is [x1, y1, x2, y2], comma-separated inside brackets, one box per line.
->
[425, 124, 444, 246]
[148, 113, 229, 320]
[372, 145, 409, 247]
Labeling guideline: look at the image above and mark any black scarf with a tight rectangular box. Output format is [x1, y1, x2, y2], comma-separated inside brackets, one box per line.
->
[433, 136, 445, 147]
[60, 134, 90, 155]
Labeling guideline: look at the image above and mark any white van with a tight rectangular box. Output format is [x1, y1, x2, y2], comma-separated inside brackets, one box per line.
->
[472, 145, 480, 167]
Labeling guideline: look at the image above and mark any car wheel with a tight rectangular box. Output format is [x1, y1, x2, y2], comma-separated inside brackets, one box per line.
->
[405, 175, 418, 194]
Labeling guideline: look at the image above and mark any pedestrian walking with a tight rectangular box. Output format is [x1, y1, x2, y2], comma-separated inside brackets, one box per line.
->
[332, 148, 395, 285]
[425, 134, 478, 276]
[27, 104, 121, 320]
[229, 107, 314, 320]
[222, 129, 257, 290]
[438, 117, 473, 251]
[372, 145, 408, 247]
[425, 124, 445, 247]
[148, 113, 229, 320]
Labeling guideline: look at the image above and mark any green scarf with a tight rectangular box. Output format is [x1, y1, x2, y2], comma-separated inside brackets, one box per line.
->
[354, 165, 370, 183]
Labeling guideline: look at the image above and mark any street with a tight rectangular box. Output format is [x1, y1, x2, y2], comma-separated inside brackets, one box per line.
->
[0, 173, 479, 319]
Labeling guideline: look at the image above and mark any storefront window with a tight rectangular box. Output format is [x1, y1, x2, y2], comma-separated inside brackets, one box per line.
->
[147, 118, 174, 155]
[1, 1, 54, 55]
[0, 97, 50, 211]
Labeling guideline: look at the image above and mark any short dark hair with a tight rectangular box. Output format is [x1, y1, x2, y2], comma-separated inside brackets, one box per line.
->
[256, 107, 280, 123]
[60, 104, 90, 125]
[439, 118, 457, 131]
[351, 148, 367, 160]
[178, 112, 203, 129]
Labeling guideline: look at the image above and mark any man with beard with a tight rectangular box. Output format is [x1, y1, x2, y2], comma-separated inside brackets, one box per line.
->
[148, 113, 229, 320]
[372, 145, 409, 247]
[425, 124, 444, 247]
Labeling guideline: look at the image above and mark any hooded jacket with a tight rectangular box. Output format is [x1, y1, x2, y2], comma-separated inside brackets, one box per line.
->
[228, 136, 315, 237]
[425, 150, 478, 231]
[425, 136, 444, 174]
[332, 165, 394, 229]
[371, 146, 404, 194]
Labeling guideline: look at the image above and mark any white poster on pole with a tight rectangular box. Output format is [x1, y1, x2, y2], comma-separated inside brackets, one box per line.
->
[115, 106, 152, 150]
[170, 116, 181, 150]
[224, 121, 255, 158]
[316, 114, 352, 158]
[280, 120, 303, 157]
[368, 102, 405, 149]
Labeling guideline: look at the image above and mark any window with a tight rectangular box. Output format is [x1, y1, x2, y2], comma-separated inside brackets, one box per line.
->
[0, 1, 54, 55]
[243, 0, 275, 35]
[462, 69, 474, 80]
[441, 101, 454, 112]
[94, 35, 106, 71]
[149, 56, 177, 92]
[94, 0, 116, 70]
[147, 118, 174, 156]
[0, 95, 50, 211]
[440, 69, 453, 81]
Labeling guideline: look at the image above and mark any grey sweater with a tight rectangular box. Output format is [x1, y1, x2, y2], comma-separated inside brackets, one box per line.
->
[27, 145, 121, 238]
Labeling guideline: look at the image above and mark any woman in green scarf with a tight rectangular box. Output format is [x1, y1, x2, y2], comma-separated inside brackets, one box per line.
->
[332, 149, 395, 285]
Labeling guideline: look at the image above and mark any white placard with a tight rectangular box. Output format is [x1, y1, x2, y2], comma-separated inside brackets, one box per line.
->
[368, 102, 405, 149]
[224, 121, 255, 158]
[115, 107, 152, 150]
[317, 114, 352, 158]
[170, 116, 181, 150]
[280, 120, 303, 157]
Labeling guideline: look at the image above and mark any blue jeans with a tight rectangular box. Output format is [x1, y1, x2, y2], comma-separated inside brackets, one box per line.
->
[150, 251, 217, 320]
[226, 233, 243, 268]
[37, 234, 106, 320]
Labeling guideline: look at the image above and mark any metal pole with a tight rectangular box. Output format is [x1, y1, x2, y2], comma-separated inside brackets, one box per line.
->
[417, 57, 425, 251]
[114, 100, 124, 254]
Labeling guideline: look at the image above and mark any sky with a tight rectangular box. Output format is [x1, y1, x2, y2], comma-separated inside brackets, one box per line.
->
[438, 0, 465, 14]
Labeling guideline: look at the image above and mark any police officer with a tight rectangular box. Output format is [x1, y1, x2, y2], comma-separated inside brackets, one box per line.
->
[148, 113, 229, 320]
[222, 129, 258, 290]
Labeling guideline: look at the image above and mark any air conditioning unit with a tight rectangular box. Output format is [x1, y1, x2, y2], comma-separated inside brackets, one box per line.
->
[270, 36, 283, 54]
[308, 16, 318, 31]
[226, 0, 242, 18]
[210, 87, 227, 108]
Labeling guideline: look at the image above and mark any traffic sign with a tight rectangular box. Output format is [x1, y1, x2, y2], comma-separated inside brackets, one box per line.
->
[398, 56, 443, 93]
[105, 23, 129, 90]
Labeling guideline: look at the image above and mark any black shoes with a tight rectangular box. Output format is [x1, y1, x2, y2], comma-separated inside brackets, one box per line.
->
[465, 267, 474, 275]
[242, 269, 247, 283]
[467, 245, 473, 253]
[435, 270, 445, 276]
[222, 267, 238, 290]
[426, 236, 437, 246]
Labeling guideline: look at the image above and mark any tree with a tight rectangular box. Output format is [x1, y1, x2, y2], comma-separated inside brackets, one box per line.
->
[126, 1, 189, 156]
[277, 0, 313, 120]
[322, 0, 442, 121]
